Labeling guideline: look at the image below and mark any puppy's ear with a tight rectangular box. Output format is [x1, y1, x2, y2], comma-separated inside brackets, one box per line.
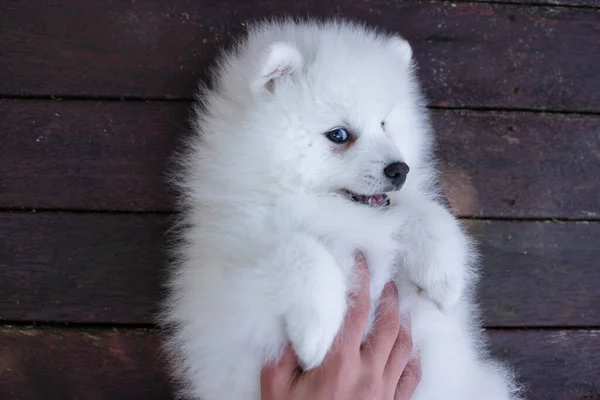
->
[252, 42, 303, 95]
[386, 36, 413, 65]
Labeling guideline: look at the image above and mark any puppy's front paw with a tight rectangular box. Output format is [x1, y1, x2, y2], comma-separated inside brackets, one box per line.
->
[413, 259, 466, 312]
[405, 202, 472, 312]
[286, 304, 345, 370]
[274, 233, 349, 370]
[283, 254, 347, 370]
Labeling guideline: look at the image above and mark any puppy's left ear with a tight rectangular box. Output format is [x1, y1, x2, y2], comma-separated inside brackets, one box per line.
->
[386, 36, 413, 65]
[252, 42, 303, 95]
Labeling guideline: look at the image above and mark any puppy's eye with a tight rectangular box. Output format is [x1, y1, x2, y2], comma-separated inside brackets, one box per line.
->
[325, 128, 349, 144]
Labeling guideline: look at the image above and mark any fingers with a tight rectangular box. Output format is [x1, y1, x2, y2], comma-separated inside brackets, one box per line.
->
[362, 281, 402, 372]
[395, 352, 422, 400]
[260, 345, 298, 396]
[383, 311, 413, 383]
[333, 251, 371, 350]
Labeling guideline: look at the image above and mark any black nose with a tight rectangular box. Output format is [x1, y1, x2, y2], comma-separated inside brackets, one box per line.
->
[384, 162, 410, 187]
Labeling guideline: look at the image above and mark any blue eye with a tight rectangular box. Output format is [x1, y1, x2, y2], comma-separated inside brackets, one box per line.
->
[325, 128, 349, 144]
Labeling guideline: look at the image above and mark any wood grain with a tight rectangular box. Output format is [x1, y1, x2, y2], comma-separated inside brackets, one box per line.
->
[2, 1, 599, 111]
[471, 220, 600, 327]
[0, 327, 173, 400]
[0, 213, 598, 327]
[488, 330, 600, 400]
[0, 100, 187, 212]
[0, 213, 170, 324]
[435, 109, 600, 219]
[471, 0, 600, 7]
[2, 100, 599, 218]
[0, 327, 598, 399]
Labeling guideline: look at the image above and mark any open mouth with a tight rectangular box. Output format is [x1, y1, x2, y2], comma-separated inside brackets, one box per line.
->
[343, 190, 390, 207]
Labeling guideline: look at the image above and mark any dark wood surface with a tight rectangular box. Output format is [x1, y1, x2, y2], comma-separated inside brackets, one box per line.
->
[430, 110, 599, 219]
[1, 213, 598, 327]
[0, 327, 174, 400]
[488, 330, 600, 400]
[471, 220, 600, 327]
[0, 100, 187, 212]
[2, 1, 600, 111]
[0, 213, 169, 325]
[1, 327, 598, 400]
[471, 0, 600, 6]
[2, 0, 600, 398]
[2, 100, 599, 218]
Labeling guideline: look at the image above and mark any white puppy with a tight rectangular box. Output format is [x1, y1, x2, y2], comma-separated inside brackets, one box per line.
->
[162, 19, 521, 400]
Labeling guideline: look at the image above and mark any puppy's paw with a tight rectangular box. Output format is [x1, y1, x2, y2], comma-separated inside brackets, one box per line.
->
[413, 262, 465, 312]
[286, 305, 345, 370]
[283, 250, 347, 370]
[404, 201, 472, 312]
[272, 232, 349, 370]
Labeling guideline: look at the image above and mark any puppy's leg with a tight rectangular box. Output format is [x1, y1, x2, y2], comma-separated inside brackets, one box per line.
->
[395, 199, 472, 311]
[266, 233, 348, 371]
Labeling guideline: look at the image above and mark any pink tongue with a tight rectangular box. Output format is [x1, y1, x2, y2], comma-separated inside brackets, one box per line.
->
[367, 194, 386, 205]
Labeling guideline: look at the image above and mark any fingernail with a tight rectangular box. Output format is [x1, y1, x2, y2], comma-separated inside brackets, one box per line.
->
[410, 345, 421, 362]
[414, 345, 421, 357]
[354, 251, 365, 263]
[384, 281, 398, 297]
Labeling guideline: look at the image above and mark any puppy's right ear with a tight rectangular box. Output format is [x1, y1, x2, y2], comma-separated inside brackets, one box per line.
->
[251, 42, 303, 95]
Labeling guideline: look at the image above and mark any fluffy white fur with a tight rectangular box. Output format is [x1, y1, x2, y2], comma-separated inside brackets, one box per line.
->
[162, 19, 520, 400]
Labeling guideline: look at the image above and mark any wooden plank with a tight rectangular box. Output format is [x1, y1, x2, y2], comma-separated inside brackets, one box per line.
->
[470, 220, 600, 327]
[435, 109, 600, 219]
[0, 213, 169, 324]
[2, 100, 599, 218]
[0, 213, 598, 327]
[0, 327, 598, 399]
[0, 100, 187, 212]
[0, 327, 173, 400]
[471, 0, 600, 7]
[2, 1, 600, 111]
[488, 330, 600, 400]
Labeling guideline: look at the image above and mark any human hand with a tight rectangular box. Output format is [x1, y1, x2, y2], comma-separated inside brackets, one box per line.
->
[261, 252, 421, 399]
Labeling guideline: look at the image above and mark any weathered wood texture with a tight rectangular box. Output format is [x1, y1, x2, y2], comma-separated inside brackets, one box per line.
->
[471, 0, 600, 7]
[470, 220, 600, 327]
[1, 213, 598, 327]
[0, 328, 174, 400]
[0, 327, 598, 400]
[0, 213, 170, 324]
[435, 110, 600, 219]
[2, 1, 600, 111]
[489, 330, 600, 400]
[2, 100, 598, 218]
[0, 100, 187, 212]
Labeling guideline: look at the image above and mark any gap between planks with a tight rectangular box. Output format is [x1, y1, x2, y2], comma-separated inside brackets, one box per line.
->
[1, 323, 599, 331]
[0, 208, 599, 223]
[440, 0, 600, 10]
[3, 95, 600, 117]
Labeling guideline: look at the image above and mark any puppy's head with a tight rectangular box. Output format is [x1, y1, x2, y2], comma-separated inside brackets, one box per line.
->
[207, 21, 432, 203]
